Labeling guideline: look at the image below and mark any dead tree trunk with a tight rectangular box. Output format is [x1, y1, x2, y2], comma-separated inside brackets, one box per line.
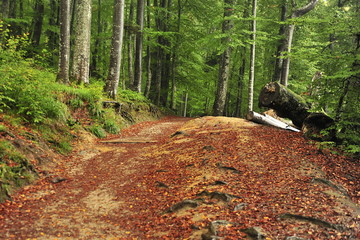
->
[258, 82, 335, 141]
[259, 82, 310, 128]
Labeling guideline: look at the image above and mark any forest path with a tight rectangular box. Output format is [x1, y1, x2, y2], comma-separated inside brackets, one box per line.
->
[0, 116, 359, 239]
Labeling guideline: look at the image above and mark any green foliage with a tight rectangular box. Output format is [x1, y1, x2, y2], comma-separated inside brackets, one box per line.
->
[0, 140, 36, 201]
[89, 124, 107, 138]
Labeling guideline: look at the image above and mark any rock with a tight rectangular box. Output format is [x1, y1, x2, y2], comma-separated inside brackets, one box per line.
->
[155, 181, 169, 188]
[197, 190, 241, 202]
[166, 199, 199, 213]
[209, 220, 232, 235]
[285, 237, 309, 240]
[213, 180, 227, 185]
[233, 203, 248, 211]
[241, 226, 267, 240]
[201, 220, 233, 240]
[279, 213, 344, 231]
[203, 145, 215, 151]
[48, 176, 67, 184]
[312, 177, 349, 197]
[170, 131, 187, 137]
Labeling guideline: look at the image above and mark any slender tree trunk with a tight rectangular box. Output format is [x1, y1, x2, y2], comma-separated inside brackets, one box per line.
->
[279, 0, 319, 86]
[144, 0, 152, 98]
[1, 0, 9, 19]
[71, 0, 92, 84]
[235, 53, 245, 117]
[19, 0, 23, 18]
[48, 0, 59, 53]
[9, 0, 16, 18]
[90, 0, 102, 78]
[57, 0, 71, 84]
[127, 0, 135, 88]
[105, 0, 125, 98]
[183, 92, 188, 117]
[213, 0, 235, 116]
[31, 0, 45, 47]
[272, 0, 287, 82]
[133, 0, 145, 93]
[247, 0, 257, 114]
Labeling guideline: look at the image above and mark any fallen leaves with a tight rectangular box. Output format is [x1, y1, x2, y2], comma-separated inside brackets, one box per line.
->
[0, 116, 359, 239]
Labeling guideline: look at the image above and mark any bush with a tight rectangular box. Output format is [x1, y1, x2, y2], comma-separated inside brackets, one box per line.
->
[89, 124, 107, 138]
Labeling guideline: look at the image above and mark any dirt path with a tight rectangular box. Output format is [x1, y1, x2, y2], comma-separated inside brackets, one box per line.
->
[0, 116, 359, 239]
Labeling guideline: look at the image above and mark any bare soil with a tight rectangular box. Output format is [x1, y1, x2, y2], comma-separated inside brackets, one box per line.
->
[0, 116, 359, 239]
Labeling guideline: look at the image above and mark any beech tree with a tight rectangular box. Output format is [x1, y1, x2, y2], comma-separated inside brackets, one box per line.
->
[57, 0, 71, 84]
[274, 0, 319, 86]
[105, 0, 126, 98]
[213, 0, 235, 116]
[133, 0, 145, 93]
[247, 0, 257, 113]
[71, 0, 92, 84]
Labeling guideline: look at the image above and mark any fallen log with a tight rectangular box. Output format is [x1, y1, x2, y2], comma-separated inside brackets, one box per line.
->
[258, 82, 335, 140]
[247, 111, 300, 132]
[259, 82, 310, 128]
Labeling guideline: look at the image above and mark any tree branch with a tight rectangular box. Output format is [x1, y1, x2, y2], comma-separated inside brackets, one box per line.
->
[292, 0, 319, 18]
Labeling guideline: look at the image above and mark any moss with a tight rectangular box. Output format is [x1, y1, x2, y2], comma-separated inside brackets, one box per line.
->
[0, 140, 37, 202]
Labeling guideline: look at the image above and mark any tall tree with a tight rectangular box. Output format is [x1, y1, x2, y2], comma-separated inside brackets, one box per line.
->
[213, 0, 235, 116]
[57, 0, 71, 84]
[277, 0, 319, 86]
[133, 0, 145, 93]
[71, 0, 92, 84]
[104, 0, 126, 98]
[247, 0, 257, 113]
[272, 0, 288, 82]
[31, 0, 45, 47]
[144, 0, 152, 98]
[127, 0, 136, 88]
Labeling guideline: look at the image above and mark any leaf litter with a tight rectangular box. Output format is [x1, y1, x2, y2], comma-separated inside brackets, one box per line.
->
[0, 116, 359, 239]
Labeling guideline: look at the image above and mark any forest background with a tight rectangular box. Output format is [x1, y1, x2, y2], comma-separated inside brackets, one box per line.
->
[0, 0, 359, 155]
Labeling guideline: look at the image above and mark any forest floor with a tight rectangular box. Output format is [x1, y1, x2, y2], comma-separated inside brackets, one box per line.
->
[0, 116, 359, 240]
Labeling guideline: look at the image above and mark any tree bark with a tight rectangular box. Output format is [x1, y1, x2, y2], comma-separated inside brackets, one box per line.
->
[279, 0, 319, 86]
[31, 0, 45, 47]
[247, 0, 257, 113]
[90, 0, 103, 78]
[1, 0, 9, 19]
[127, 0, 135, 88]
[57, 0, 71, 84]
[213, 0, 235, 116]
[133, 0, 145, 93]
[247, 111, 300, 132]
[272, 0, 287, 82]
[71, 0, 92, 84]
[259, 82, 310, 128]
[144, 0, 152, 98]
[105, 0, 125, 98]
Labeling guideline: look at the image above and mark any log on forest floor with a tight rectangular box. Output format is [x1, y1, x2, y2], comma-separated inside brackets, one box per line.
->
[258, 82, 336, 141]
[247, 111, 300, 132]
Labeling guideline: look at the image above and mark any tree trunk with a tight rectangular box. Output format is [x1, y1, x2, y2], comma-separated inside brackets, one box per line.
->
[90, 0, 102, 78]
[1, 0, 9, 19]
[272, 1, 287, 82]
[133, 0, 145, 93]
[127, 0, 135, 88]
[57, 0, 71, 84]
[247, 111, 300, 132]
[213, 0, 235, 116]
[71, 0, 92, 84]
[9, 0, 16, 18]
[144, 0, 152, 98]
[278, 0, 319, 86]
[259, 82, 310, 127]
[31, 0, 45, 47]
[48, 0, 59, 54]
[105, 0, 125, 98]
[247, 0, 257, 113]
